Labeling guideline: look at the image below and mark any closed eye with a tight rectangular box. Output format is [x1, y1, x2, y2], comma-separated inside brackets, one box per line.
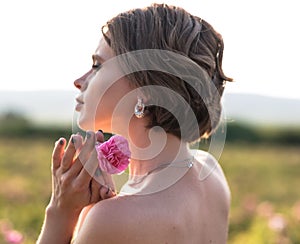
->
[92, 54, 104, 71]
[92, 63, 102, 70]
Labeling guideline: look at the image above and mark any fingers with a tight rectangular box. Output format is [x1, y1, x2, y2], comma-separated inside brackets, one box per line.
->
[52, 138, 66, 171]
[96, 130, 105, 143]
[53, 130, 103, 175]
[69, 131, 96, 177]
[60, 135, 83, 173]
[77, 148, 99, 182]
[49, 131, 116, 213]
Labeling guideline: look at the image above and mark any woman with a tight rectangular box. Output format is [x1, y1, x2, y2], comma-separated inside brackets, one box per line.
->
[37, 3, 232, 244]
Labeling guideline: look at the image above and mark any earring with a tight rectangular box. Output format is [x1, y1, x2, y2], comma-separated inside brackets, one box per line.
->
[134, 98, 145, 118]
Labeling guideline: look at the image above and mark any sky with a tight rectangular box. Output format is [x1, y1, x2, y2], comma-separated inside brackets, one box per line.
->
[0, 0, 299, 99]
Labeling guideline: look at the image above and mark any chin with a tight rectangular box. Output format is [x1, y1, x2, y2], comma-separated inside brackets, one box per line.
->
[77, 115, 113, 133]
[76, 115, 96, 131]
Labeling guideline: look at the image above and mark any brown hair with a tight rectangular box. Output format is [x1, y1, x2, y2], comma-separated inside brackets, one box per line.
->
[102, 3, 233, 142]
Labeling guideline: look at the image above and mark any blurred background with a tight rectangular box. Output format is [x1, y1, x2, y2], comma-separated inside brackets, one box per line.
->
[0, 0, 299, 243]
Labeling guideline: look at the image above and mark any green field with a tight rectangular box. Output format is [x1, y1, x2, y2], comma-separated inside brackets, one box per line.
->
[0, 137, 300, 244]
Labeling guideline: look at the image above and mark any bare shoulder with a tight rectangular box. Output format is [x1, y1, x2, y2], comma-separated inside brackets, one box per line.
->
[186, 150, 231, 242]
[73, 150, 231, 244]
[195, 149, 230, 208]
[193, 149, 230, 197]
[74, 191, 189, 243]
[73, 195, 154, 244]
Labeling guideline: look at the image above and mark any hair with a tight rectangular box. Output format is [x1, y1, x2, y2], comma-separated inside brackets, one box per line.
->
[102, 3, 233, 142]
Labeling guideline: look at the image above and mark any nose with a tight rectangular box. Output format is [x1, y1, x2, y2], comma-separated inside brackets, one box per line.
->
[74, 69, 93, 91]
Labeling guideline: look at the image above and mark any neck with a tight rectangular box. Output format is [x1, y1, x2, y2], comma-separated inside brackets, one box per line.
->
[127, 124, 191, 177]
[113, 118, 194, 195]
[111, 116, 192, 176]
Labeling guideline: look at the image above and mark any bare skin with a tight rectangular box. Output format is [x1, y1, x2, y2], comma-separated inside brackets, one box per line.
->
[37, 37, 230, 244]
[75, 154, 230, 244]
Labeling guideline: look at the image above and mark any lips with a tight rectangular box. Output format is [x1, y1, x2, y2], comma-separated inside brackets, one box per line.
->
[76, 97, 84, 104]
[75, 95, 84, 111]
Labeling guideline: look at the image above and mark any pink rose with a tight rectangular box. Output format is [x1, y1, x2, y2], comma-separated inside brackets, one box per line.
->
[4, 230, 23, 244]
[95, 135, 131, 174]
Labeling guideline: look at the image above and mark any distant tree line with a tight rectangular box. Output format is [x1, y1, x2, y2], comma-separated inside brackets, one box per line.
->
[0, 112, 300, 145]
[0, 112, 71, 139]
[225, 123, 300, 145]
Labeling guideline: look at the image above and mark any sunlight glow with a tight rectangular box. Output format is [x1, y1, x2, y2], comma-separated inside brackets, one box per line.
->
[0, 0, 299, 99]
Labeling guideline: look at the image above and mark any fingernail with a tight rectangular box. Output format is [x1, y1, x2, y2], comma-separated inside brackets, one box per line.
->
[71, 137, 76, 144]
[86, 131, 92, 139]
[98, 129, 103, 134]
[59, 139, 64, 145]
[106, 187, 110, 195]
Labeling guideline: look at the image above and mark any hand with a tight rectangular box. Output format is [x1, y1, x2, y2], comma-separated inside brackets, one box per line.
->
[37, 131, 116, 244]
[49, 131, 115, 217]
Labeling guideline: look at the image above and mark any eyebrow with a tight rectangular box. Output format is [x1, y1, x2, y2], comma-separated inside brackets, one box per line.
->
[92, 54, 105, 64]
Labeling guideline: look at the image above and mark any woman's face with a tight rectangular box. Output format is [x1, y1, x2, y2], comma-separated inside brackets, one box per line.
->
[74, 37, 135, 132]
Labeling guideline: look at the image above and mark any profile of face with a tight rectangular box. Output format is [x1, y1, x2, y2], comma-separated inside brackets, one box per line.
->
[74, 38, 137, 133]
[73, 3, 232, 144]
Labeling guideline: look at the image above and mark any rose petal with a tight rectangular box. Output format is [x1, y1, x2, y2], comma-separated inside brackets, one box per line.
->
[95, 135, 131, 174]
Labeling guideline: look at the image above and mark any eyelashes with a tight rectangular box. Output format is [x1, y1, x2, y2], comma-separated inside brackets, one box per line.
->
[92, 63, 102, 71]
[92, 54, 103, 71]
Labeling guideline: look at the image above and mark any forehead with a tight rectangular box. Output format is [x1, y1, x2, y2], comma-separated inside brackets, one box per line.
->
[94, 37, 115, 61]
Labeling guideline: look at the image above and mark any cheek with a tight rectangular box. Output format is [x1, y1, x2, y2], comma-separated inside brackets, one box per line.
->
[95, 79, 129, 113]
[95, 95, 114, 122]
[79, 73, 135, 130]
[77, 91, 102, 131]
[95, 89, 134, 131]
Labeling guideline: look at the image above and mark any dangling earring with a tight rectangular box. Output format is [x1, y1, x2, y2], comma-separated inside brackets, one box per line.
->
[134, 98, 145, 118]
